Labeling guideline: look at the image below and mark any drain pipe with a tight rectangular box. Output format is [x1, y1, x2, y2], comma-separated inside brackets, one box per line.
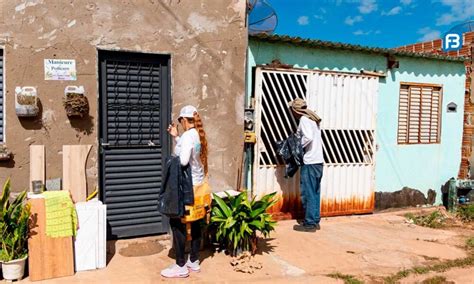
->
[243, 44, 255, 198]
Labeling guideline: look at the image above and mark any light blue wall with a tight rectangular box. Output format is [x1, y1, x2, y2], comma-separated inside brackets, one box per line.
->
[377, 60, 465, 199]
[248, 40, 466, 201]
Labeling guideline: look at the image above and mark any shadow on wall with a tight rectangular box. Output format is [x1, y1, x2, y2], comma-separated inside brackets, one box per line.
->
[106, 239, 117, 266]
[18, 99, 44, 130]
[69, 115, 95, 136]
[0, 152, 15, 168]
[251, 41, 466, 78]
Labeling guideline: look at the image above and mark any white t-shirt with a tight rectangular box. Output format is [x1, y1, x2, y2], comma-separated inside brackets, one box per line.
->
[174, 128, 205, 185]
[297, 116, 324, 165]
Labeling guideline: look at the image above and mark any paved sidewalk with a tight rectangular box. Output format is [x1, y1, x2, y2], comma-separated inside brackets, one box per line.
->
[19, 208, 473, 283]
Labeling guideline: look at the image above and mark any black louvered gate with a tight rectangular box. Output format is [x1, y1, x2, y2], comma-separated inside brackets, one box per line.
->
[99, 51, 170, 239]
[0, 49, 4, 143]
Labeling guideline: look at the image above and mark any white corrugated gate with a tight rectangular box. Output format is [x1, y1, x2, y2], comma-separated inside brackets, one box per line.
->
[253, 67, 379, 218]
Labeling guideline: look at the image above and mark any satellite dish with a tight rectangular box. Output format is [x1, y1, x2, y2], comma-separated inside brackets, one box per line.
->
[248, 0, 278, 35]
[447, 20, 474, 34]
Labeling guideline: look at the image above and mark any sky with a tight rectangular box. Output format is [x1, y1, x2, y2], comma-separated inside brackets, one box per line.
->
[260, 0, 474, 48]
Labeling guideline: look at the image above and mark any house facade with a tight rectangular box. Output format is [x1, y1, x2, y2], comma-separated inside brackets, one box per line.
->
[395, 31, 474, 179]
[0, 0, 247, 238]
[247, 34, 465, 217]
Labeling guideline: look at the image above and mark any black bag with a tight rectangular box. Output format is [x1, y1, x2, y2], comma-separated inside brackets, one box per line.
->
[276, 133, 304, 178]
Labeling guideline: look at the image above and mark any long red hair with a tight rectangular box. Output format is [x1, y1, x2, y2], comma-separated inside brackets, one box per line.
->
[186, 112, 208, 175]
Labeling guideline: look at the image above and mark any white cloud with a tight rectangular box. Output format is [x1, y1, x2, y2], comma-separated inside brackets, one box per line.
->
[314, 14, 327, 24]
[297, 16, 309, 26]
[400, 0, 412, 5]
[436, 0, 474, 26]
[358, 0, 378, 14]
[353, 29, 381, 36]
[345, 15, 363, 26]
[314, 15, 325, 21]
[353, 29, 370, 36]
[417, 27, 441, 41]
[382, 6, 402, 16]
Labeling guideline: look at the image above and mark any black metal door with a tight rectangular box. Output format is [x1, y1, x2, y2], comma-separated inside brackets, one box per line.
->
[98, 51, 170, 239]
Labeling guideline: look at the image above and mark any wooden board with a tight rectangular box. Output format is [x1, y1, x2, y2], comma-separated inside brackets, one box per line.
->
[62, 145, 92, 202]
[29, 145, 45, 192]
[28, 198, 74, 281]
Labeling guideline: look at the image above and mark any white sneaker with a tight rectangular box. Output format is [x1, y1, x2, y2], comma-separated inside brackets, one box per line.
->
[160, 264, 189, 278]
[186, 257, 201, 272]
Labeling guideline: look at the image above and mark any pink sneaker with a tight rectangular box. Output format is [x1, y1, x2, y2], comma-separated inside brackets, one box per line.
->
[160, 264, 189, 278]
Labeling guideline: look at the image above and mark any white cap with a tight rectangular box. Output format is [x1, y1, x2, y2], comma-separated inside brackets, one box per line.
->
[178, 105, 198, 119]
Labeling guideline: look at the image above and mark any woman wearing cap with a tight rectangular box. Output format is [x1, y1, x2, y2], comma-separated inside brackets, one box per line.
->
[161, 105, 208, 278]
[289, 98, 324, 233]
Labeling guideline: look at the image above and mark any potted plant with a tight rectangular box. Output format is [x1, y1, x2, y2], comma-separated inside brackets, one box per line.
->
[0, 145, 12, 161]
[15, 86, 39, 117]
[63, 86, 89, 118]
[211, 191, 277, 256]
[0, 178, 30, 281]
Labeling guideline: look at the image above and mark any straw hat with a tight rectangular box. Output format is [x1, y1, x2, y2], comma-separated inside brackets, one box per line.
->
[288, 98, 321, 123]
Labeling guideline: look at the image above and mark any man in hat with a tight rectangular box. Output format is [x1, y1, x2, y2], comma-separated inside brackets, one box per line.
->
[289, 98, 323, 233]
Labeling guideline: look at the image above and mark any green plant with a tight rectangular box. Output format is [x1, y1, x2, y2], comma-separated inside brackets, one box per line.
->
[211, 192, 277, 255]
[457, 204, 474, 223]
[0, 178, 30, 262]
[421, 276, 453, 284]
[327, 272, 364, 284]
[466, 237, 474, 249]
[404, 210, 446, 228]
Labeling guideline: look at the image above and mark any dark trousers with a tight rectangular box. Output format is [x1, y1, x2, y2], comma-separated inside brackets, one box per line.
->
[300, 163, 323, 226]
[169, 218, 201, 267]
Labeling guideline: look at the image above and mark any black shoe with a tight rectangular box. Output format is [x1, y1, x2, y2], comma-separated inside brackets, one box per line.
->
[293, 224, 317, 232]
[296, 220, 321, 230]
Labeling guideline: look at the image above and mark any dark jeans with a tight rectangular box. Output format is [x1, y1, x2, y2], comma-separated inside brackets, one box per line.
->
[300, 163, 323, 227]
[169, 218, 201, 267]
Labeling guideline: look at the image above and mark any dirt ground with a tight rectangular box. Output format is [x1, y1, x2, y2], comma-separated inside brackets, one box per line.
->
[18, 208, 474, 283]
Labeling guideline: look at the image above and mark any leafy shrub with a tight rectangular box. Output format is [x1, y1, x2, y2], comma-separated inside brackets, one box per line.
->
[466, 237, 474, 249]
[405, 210, 446, 228]
[456, 204, 474, 223]
[0, 178, 30, 262]
[211, 192, 277, 255]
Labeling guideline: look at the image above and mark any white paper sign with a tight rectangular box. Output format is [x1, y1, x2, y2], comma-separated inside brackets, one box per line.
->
[44, 59, 77, 80]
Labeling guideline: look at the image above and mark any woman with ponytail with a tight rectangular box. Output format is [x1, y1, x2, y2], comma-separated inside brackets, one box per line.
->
[161, 105, 209, 278]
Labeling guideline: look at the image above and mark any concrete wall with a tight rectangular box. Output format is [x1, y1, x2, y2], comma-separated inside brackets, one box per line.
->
[0, 0, 247, 193]
[377, 59, 465, 200]
[248, 39, 466, 201]
[395, 32, 473, 179]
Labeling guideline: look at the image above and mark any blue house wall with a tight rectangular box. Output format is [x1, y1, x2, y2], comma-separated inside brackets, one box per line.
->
[248, 39, 465, 202]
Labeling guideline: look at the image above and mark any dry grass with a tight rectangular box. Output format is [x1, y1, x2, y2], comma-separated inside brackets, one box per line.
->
[421, 275, 454, 284]
[327, 272, 364, 284]
[405, 210, 447, 228]
[383, 254, 474, 283]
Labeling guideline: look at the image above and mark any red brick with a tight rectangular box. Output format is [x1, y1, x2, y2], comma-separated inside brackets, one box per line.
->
[414, 43, 423, 52]
[464, 32, 474, 44]
[447, 50, 458, 56]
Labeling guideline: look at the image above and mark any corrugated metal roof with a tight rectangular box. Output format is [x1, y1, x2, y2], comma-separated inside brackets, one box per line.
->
[250, 33, 467, 62]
